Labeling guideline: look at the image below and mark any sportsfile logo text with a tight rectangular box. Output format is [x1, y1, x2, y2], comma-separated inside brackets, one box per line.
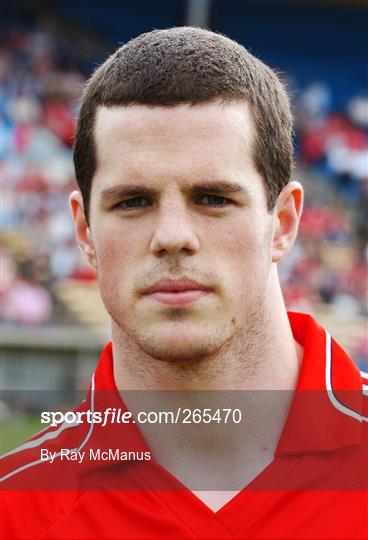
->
[41, 407, 243, 427]
[41, 409, 134, 428]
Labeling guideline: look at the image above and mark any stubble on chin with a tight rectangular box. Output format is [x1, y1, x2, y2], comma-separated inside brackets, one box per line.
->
[133, 323, 226, 364]
[110, 307, 227, 364]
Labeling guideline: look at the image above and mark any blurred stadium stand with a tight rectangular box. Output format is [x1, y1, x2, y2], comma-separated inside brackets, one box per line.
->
[214, 0, 367, 108]
[1, 0, 367, 403]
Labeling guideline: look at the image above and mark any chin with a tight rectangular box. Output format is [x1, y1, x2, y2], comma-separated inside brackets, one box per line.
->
[110, 307, 234, 363]
[137, 329, 225, 363]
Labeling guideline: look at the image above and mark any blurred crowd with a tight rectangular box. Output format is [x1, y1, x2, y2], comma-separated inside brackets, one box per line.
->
[2, 28, 95, 326]
[1, 26, 367, 365]
[279, 80, 368, 320]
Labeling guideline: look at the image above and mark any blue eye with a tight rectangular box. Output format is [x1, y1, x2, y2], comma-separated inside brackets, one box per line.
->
[199, 194, 231, 206]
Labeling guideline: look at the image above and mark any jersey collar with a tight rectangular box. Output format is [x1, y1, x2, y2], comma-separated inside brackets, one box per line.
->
[275, 312, 363, 454]
[90, 312, 363, 458]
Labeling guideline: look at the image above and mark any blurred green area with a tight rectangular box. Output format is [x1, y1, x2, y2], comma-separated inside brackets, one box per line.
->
[0, 416, 43, 456]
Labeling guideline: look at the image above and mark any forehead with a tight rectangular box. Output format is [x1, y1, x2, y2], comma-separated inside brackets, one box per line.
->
[93, 101, 256, 174]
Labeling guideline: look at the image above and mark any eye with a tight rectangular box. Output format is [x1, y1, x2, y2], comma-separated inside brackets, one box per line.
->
[197, 194, 232, 207]
[115, 196, 151, 210]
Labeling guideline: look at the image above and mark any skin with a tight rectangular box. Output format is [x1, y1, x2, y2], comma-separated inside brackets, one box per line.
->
[70, 100, 304, 510]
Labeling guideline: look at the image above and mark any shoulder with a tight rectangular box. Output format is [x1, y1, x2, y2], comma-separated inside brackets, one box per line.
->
[0, 395, 94, 539]
[0, 396, 92, 490]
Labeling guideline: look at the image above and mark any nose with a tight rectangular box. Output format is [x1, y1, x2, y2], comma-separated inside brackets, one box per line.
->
[149, 201, 200, 257]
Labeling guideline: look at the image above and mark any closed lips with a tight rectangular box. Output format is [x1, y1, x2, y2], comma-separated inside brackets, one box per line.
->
[143, 279, 210, 294]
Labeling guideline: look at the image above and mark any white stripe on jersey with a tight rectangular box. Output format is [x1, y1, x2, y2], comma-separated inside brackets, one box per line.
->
[360, 370, 368, 390]
[0, 374, 96, 483]
[325, 332, 368, 422]
[1, 421, 80, 460]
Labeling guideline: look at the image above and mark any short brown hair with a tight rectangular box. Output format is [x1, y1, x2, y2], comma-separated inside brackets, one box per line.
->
[74, 27, 293, 218]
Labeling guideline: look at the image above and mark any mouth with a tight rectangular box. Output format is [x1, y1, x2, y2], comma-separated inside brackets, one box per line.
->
[142, 278, 212, 307]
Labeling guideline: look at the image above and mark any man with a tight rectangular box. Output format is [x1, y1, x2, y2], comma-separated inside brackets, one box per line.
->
[1, 27, 367, 539]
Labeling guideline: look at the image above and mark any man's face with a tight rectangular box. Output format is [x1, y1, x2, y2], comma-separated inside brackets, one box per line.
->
[86, 101, 277, 362]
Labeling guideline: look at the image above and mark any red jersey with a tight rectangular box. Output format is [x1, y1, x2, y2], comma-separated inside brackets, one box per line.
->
[1, 313, 367, 539]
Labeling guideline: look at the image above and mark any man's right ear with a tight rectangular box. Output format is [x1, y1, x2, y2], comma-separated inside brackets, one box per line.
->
[69, 191, 97, 268]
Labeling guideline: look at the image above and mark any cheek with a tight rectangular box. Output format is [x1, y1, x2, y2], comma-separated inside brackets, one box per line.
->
[218, 220, 272, 289]
[93, 224, 137, 289]
[93, 229, 137, 325]
[221, 221, 268, 263]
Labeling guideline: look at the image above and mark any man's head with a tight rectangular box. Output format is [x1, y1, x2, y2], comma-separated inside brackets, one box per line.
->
[73, 26, 293, 219]
[70, 27, 303, 363]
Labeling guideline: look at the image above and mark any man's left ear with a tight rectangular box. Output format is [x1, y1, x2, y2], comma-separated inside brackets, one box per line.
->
[271, 181, 304, 263]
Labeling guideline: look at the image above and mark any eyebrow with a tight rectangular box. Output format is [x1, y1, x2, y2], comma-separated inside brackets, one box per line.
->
[100, 181, 249, 203]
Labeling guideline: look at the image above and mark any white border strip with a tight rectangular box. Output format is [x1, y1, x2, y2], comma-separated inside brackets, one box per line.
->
[1, 422, 79, 460]
[325, 332, 367, 422]
[0, 374, 96, 484]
